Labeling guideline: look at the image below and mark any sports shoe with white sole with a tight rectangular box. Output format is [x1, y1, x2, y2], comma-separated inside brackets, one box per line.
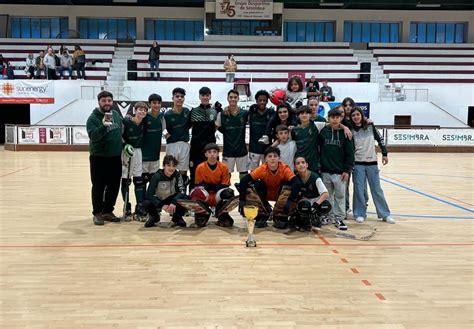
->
[355, 216, 365, 223]
[335, 219, 348, 231]
[383, 216, 395, 224]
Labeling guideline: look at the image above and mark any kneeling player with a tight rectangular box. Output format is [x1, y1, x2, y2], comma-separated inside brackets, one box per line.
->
[292, 156, 331, 231]
[143, 155, 188, 228]
[239, 147, 301, 229]
[190, 143, 236, 227]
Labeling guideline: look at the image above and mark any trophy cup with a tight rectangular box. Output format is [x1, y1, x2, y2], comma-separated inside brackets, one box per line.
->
[243, 205, 258, 247]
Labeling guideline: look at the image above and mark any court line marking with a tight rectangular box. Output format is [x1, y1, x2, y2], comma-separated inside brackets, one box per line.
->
[366, 212, 473, 220]
[380, 176, 474, 214]
[1, 242, 472, 249]
[385, 173, 473, 180]
[375, 293, 386, 301]
[0, 166, 32, 178]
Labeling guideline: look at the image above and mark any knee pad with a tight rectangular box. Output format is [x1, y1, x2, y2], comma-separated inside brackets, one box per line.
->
[216, 188, 235, 204]
[190, 186, 209, 202]
[316, 200, 332, 215]
[297, 199, 313, 216]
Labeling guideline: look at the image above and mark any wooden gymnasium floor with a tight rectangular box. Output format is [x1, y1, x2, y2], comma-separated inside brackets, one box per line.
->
[0, 150, 473, 329]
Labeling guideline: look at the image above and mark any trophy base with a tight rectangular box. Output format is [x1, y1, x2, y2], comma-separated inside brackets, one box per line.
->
[246, 240, 257, 248]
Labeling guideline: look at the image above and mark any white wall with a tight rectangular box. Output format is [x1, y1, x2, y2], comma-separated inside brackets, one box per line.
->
[33, 80, 471, 128]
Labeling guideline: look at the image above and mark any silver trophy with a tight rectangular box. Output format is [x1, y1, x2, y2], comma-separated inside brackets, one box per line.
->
[243, 205, 258, 247]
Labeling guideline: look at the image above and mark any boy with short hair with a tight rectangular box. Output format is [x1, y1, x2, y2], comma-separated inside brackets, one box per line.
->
[292, 106, 321, 173]
[318, 107, 355, 231]
[142, 93, 166, 192]
[143, 155, 188, 228]
[189, 86, 218, 189]
[272, 125, 296, 171]
[192, 143, 235, 227]
[248, 90, 275, 170]
[121, 102, 148, 219]
[164, 87, 191, 186]
[215, 89, 249, 180]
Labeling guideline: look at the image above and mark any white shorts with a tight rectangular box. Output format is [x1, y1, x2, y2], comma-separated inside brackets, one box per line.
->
[223, 155, 248, 173]
[142, 160, 160, 174]
[166, 141, 190, 171]
[248, 152, 264, 171]
[122, 148, 143, 178]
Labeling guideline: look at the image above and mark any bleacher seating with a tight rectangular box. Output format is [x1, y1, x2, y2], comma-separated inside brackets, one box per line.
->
[0, 38, 116, 80]
[133, 41, 361, 82]
[369, 43, 474, 83]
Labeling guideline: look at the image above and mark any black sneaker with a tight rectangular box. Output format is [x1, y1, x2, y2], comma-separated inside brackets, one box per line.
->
[144, 215, 160, 228]
[101, 212, 121, 222]
[171, 215, 187, 228]
[93, 214, 104, 226]
[335, 219, 348, 231]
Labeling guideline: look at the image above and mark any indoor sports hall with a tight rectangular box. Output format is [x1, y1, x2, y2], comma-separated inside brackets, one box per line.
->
[0, 1, 473, 328]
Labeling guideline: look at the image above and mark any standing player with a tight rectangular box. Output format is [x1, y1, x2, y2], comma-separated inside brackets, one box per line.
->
[239, 147, 301, 229]
[192, 143, 235, 227]
[189, 87, 218, 189]
[86, 91, 122, 225]
[121, 102, 147, 220]
[164, 87, 191, 187]
[318, 107, 355, 231]
[215, 89, 249, 180]
[272, 125, 297, 171]
[248, 90, 275, 171]
[141, 93, 165, 193]
[292, 106, 321, 173]
[292, 156, 331, 231]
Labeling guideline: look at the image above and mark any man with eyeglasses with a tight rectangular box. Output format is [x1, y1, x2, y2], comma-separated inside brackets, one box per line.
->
[163, 87, 191, 187]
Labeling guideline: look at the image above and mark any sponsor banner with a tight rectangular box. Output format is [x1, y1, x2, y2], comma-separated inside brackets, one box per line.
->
[328, 102, 370, 118]
[216, 0, 273, 20]
[387, 129, 474, 146]
[0, 80, 54, 104]
[47, 127, 68, 144]
[18, 127, 39, 144]
[72, 126, 89, 145]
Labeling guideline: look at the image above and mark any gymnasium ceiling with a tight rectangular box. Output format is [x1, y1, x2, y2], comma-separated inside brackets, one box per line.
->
[0, 0, 472, 10]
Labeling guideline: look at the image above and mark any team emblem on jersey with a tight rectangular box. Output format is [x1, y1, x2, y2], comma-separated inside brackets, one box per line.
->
[209, 114, 214, 120]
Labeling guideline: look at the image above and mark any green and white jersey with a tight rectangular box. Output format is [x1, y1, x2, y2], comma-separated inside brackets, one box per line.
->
[292, 120, 320, 172]
[249, 107, 275, 154]
[122, 118, 144, 148]
[216, 108, 249, 158]
[142, 111, 165, 162]
[164, 107, 190, 144]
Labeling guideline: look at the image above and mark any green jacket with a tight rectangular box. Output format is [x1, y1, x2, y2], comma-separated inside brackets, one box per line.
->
[318, 126, 354, 174]
[146, 169, 186, 207]
[86, 108, 123, 157]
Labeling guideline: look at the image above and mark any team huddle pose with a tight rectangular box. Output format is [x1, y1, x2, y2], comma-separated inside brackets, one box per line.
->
[86, 83, 394, 233]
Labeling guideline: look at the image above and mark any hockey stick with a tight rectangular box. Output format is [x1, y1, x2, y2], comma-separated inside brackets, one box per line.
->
[122, 157, 132, 220]
[314, 226, 377, 241]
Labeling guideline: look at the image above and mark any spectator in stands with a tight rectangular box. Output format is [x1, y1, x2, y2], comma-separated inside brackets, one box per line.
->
[223, 54, 237, 83]
[320, 80, 335, 102]
[25, 53, 35, 79]
[0, 54, 7, 74]
[148, 41, 160, 81]
[0, 54, 13, 79]
[43, 47, 57, 80]
[58, 50, 73, 79]
[60, 44, 69, 55]
[35, 50, 45, 79]
[73, 45, 86, 80]
[306, 75, 320, 95]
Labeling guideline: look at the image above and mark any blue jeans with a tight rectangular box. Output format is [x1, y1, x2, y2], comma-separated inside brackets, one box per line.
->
[149, 60, 159, 79]
[352, 164, 391, 219]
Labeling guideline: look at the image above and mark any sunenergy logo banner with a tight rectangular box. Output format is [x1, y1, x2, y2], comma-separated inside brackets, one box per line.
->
[0, 80, 54, 104]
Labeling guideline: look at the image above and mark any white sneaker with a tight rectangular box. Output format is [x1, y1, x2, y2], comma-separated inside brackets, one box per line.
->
[355, 216, 365, 223]
[383, 216, 395, 224]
